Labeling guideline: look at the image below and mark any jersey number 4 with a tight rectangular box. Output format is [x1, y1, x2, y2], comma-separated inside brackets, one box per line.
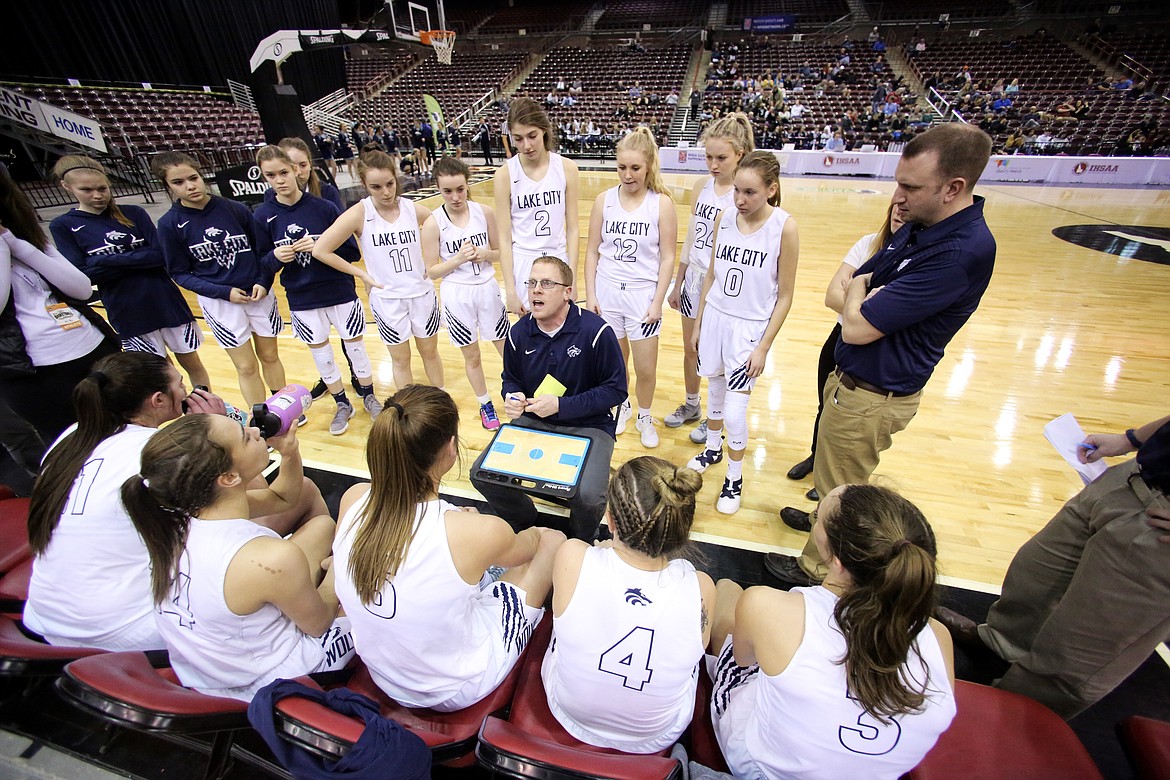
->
[598, 626, 655, 690]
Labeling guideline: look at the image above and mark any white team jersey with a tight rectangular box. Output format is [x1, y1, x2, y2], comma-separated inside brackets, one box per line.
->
[596, 186, 661, 288]
[156, 518, 328, 701]
[704, 206, 790, 321]
[24, 425, 158, 648]
[359, 196, 432, 299]
[334, 495, 525, 709]
[743, 586, 955, 780]
[507, 153, 568, 260]
[435, 201, 493, 285]
[688, 178, 735, 275]
[542, 546, 703, 753]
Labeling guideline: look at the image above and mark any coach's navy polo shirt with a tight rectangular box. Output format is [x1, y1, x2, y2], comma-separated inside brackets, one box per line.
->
[835, 196, 995, 394]
[501, 303, 628, 438]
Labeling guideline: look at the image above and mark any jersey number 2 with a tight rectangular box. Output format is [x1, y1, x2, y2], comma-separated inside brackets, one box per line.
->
[534, 209, 552, 237]
[598, 627, 655, 690]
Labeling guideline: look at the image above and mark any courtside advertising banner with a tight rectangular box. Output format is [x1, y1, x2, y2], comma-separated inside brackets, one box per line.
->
[0, 87, 107, 153]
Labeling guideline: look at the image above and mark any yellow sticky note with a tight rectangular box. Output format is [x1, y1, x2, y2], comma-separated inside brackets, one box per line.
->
[534, 374, 567, 398]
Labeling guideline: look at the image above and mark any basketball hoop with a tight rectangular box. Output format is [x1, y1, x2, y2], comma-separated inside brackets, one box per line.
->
[421, 30, 456, 64]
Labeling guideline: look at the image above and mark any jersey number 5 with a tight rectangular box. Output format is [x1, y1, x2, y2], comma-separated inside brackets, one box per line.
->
[598, 627, 655, 690]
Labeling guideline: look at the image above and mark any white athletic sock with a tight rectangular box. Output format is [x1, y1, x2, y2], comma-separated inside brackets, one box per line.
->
[706, 426, 722, 452]
[638, 407, 652, 420]
[726, 459, 743, 481]
[686, 393, 700, 406]
[476, 393, 491, 405]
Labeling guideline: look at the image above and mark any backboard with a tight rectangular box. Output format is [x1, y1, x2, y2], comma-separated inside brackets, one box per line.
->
[386, 0, 446, 44]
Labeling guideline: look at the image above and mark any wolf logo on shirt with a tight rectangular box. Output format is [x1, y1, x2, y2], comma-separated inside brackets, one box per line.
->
[88, 229, 145, 256]
[190, 227, 251, 269]
[278, 223, 315, 267]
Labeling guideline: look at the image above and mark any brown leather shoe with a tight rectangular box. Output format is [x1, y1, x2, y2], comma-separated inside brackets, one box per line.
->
[764, 553, 820, 588]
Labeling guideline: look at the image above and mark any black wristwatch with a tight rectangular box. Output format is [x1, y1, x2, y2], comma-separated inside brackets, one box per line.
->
[1125, 428, 1144, 450]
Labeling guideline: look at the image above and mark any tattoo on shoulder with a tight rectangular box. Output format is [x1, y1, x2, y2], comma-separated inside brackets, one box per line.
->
[701, 604, 709, 633]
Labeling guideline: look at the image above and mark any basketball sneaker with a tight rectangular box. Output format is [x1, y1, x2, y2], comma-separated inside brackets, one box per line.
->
[480, 401, 501, 431]
[636, 415, 659, 448]
[330, 401, 356, 436]
[686, 446, 724, 473]
[614, 400, 633, 434]
[689, 418, 709, 444]
[363, 393, 384, 421]
[716, 477, 743, 514]
[664, 401, 701, 428]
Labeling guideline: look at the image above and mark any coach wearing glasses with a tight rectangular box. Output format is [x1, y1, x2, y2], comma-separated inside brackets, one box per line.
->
[470, 255, 627, 542]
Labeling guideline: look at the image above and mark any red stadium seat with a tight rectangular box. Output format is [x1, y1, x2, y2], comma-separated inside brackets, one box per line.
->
[0, 557, 32, 618]
[474, 619, 683, 779]
[0, 495, 31, 574]
[1117, 715, 1170, 780]
[0, 615, 105, 677]
[57, 651, 256, 780]
[906, 680, 1103, 779]
[272, 621, 545, 767]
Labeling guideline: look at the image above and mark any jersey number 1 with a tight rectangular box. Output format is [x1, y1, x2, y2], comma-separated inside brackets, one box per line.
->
[598, 627, 655, 690]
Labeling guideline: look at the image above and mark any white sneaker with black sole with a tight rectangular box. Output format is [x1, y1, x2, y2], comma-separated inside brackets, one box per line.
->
[716, 477, 742, 514]
[686, 446, 724, 473]
[636, 415, 659, 448]
[689, 418, 709, 444]
[614, 400, 632, 434]
[664, 402, 701, 428]
[330, 402, 356, 435]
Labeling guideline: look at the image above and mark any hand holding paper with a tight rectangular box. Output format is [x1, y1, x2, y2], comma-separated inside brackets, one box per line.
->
[1044, 413, 1108, 485]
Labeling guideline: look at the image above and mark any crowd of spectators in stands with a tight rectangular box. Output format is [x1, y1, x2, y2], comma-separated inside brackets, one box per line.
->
[690, 37, 927, 151]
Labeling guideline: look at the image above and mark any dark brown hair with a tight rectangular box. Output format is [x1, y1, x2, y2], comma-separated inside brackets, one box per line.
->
[607, 457, 702, 558]
[823, 484, 939, 723]
[0, 162, 48, 250]
[347, 385, 459, 603]
[29, 352, 175, 555]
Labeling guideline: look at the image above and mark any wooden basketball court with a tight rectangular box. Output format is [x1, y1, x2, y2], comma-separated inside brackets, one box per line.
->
[190, 169, 1170, 591]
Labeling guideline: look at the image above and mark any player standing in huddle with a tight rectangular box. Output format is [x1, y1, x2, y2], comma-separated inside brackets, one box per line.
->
[277, 137, 343, 210]
[312, 125, 337, 181]
[422, 156, 508, 430]
[584, 127, 676, 447]
[666, 113, 755, 444]
[49, 155, 210, 389]
[494, 97, 579, 315]
[154, 152, 287, 409]
[315, 150, 444, 392]
[687, 152, 799, 514]
[542, 456, 715, 753]
[253, 146, 383, 436]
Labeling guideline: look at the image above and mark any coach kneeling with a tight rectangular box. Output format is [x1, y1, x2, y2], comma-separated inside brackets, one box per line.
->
[470, 256, 627, 542]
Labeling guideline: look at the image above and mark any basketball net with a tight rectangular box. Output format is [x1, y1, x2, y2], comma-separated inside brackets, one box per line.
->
[422, 30, 456, 65]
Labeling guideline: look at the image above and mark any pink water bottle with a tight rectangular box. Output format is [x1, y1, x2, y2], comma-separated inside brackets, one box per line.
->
[250, 384, 312, 438]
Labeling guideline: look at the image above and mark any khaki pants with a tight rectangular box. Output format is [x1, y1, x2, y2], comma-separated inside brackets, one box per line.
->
[798, 370, 921, 578]
[980, 461, 1170, 719]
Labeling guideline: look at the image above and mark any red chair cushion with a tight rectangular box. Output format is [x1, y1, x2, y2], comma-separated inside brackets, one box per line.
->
[61, 651, 248, 729]
[0, 557, 33, 605]
[477, 717, 681, 780]
[0, 615, 105, 675]
[0, 497, 31, 574]
[688, 663, 729, 772]
[908, 680, 1102, 779]
[1117, 715, 1170, 780]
